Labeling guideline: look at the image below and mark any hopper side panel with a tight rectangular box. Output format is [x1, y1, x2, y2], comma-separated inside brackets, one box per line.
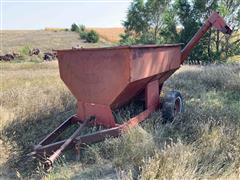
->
[130, 47, 181, 82]
[58, 49, 130, 105]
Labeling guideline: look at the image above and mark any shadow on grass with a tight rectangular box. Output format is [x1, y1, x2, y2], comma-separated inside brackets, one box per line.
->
[1, 106, 76, 178]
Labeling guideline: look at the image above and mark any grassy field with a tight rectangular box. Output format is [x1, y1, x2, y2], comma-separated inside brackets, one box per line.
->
[1, 30, 111, 54]
[0, 61, 239, 179]
[1, 28, 239, 179]
[43, 27, 124, 43]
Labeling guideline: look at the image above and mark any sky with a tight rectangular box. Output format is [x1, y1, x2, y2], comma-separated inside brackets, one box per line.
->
[1, 0, 132, 30]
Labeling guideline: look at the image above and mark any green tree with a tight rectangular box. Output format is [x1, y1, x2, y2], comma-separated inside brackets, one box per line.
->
[123, 0, 148, 37]
[121, 0, 178, 44]
[172, 0, 239, 63]
[86, 30, 99, 43]
[71, 23, 79, 32]
[79, 24, 86, 32]
[175, 0, 208, 63]
[144, 0, 167, 42]
[215, 0, 240, 59]
[78, 24, 88, 40]
[160, 8, 179, 43]
[119, 33, 136, 45]
[121, 0, 239, 63]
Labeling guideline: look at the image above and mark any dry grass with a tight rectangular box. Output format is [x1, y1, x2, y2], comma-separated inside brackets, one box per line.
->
[89, 27, 124, 43]
[229, 55, 240, 62]
[0, 61, 76, 178]
[0, 62, 240, 179]
[0, 30, 111, 54]
[44, 28, 67, 32]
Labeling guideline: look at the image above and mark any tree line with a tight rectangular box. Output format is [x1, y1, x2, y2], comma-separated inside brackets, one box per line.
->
[120, 0, 240, 64]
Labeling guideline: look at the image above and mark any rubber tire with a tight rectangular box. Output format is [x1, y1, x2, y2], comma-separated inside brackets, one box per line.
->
[162, 90, 184, 123]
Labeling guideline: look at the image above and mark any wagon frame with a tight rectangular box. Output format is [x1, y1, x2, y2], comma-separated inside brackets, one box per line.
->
[31, 12, 232, 171]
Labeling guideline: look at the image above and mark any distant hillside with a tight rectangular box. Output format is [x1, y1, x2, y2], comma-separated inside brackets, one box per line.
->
[1, 30, 112, 54]
[90, 27, 124, 43]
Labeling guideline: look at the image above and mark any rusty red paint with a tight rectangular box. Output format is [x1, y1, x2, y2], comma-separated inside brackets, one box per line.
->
[77, 102, 116, 127]
[57, 45, 182, 127]
[33, 12, 232, 169]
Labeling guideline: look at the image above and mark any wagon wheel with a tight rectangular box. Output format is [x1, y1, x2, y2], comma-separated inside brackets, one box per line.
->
[161, 90, 184, 123]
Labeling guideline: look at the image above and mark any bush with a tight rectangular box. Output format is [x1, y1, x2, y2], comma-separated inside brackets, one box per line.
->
[86, 30, 99, 43]
[79, 24, 86, 32]
[70, 23, 99, 43]
[71, 23, 79, 32]
[119, 33, 136, 45]
[19, 45, 31, 56]
[79, 31, 88, 40]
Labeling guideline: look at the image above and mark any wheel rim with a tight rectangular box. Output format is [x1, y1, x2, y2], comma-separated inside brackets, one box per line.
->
[174, 97, 181, 115]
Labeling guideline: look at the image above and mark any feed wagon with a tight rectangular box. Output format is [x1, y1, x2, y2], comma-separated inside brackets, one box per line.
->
[30, 12, 232, 171]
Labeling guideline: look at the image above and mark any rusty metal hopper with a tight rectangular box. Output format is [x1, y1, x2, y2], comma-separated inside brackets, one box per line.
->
[57, 44, 182, 126]
[57, 44, 182, 106]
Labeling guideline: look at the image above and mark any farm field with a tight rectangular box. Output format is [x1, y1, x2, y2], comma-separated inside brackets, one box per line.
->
[0, 60, 240, 179]
[1, 30, 112, 54]
[1, 28, 240, 179]
[90, 27, 124, 43]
